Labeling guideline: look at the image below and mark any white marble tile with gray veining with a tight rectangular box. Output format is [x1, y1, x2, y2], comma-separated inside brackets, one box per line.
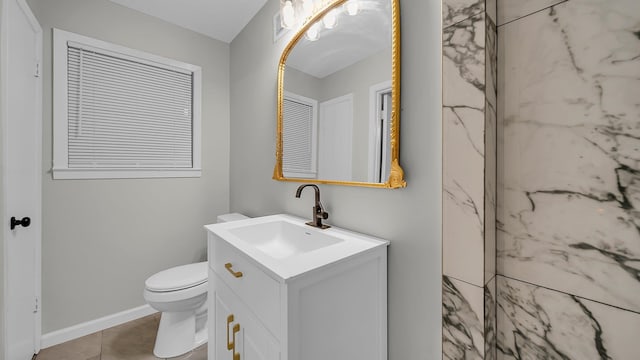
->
[497, 0, 640, 312]
[443, 12, 488, 286]
[444, 276, 486, 360]
[485, 17, 497, 108]
[496, 0, 566, 26]
[486, 0, 496, 24]
[484, 14, 497, 284]
[444, 0, 485, 28]
[497, 276, 640, 360]
[485, 277, 497, 360]
[484, 100, 497, 283]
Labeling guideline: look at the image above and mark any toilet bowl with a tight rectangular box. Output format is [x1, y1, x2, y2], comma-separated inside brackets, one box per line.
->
[144, 213, 249, 358]
[144, 262, 208, 358]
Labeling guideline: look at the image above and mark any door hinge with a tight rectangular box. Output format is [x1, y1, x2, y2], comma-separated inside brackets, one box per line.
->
[33, 297, 39, 313]
[34, 62, 41, 78]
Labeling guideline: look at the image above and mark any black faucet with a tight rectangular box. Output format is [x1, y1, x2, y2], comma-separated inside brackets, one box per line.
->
[295, 184, 330, 229]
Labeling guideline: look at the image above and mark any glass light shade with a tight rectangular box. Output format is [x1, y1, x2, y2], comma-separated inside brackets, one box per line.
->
[346, 0, 359, 15]
[305, 22, 321, 41]
[301, 0, 314, 19]
[322, 8, 338, 29]
[281, 0, 296, 28]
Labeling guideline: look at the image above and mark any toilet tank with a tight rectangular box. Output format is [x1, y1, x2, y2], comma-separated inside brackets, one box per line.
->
[216, 213, 249, 223]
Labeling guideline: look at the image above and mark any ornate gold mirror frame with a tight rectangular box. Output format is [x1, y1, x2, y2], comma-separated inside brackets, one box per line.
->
[273, 0, 405, 189]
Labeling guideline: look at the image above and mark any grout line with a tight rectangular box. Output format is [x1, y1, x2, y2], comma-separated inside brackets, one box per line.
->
[496, 274, 640, 316]
[497, 0, 569, 27]
[444, 8, 486, 30]
[445, 274, 484, 290]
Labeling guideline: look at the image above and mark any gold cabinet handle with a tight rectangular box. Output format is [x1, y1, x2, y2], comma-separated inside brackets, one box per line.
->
[232, 323, 241, 360]
[226, 315, 235, 350]
[225, 263, 243, 278]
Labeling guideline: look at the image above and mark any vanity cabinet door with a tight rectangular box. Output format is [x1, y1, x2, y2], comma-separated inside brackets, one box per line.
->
[214, 273, 280, 360]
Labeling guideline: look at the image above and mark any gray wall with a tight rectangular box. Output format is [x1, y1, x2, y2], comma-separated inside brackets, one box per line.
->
[27, 0, 230, 333]
[284, 67, 321, 100]
[229, 0, 442, 359]
[0, 0, 5, 355]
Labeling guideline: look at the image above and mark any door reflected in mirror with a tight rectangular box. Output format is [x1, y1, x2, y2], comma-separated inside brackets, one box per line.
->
[274, 0, 405, 188]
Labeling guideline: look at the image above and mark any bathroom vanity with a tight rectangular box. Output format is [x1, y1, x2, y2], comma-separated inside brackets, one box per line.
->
[205, 214, 389, 360]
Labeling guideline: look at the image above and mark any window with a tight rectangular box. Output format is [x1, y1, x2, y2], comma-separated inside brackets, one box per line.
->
[53, 29, 201, 179]
[282, 92, 317, 178]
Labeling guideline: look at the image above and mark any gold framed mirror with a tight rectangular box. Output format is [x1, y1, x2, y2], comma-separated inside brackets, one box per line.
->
[273, 0, 405, 188]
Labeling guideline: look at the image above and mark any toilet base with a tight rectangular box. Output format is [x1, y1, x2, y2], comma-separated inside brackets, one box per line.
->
[153, 308, 208, 358]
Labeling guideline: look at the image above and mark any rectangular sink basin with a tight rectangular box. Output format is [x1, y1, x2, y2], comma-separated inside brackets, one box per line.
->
[205, 214, 389, 280]
[228, 220, 343, 260]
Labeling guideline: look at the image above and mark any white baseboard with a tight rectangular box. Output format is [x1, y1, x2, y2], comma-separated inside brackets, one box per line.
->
[41, 304, 157, 349]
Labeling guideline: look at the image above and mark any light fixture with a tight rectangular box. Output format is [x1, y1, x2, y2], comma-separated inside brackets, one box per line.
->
[305, 21, 321, 41]
[322, 8, 338, 29]
[301, 0, 315, 19]
[281, 0, 296, 29]
[346, 0, 359, 16]
[280, 0, 356, 34]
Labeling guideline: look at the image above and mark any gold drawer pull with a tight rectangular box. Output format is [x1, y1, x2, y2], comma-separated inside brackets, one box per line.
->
[227, 314, 241, 360]
[226, 315, 235, 350]
[232, 323, 241, 360]
[225, 263, 243, 278]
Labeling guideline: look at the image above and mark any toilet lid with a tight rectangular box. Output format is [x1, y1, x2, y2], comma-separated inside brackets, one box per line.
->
[145, 262, 208, 292]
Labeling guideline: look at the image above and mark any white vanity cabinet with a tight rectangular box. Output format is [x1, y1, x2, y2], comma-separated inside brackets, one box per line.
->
[206, 215, 389, 360]
[212, 269, 279, 360]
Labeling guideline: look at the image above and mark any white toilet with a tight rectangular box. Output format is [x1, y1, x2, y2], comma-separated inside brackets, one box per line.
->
[144, 213, 249, 358]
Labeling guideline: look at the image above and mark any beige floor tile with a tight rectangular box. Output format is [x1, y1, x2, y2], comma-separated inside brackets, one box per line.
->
[100, 314, 160, 360]
[37, 313, 207, 360]
[168, 344, 207, 360]
[36, 331, 102, 360]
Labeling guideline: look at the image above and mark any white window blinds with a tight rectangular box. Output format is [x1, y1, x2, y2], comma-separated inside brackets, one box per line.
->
[53, 29, 202, 179]
[283, 95, 317, 178]
[67, 45, 193, 168]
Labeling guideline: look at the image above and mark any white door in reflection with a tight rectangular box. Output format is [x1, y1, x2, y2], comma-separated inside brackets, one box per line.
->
[369, 81, 392, 183]
[318, 94, 353, 181]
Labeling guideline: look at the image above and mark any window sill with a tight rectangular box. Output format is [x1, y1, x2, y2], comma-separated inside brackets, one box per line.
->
[52, 168, 202, 180]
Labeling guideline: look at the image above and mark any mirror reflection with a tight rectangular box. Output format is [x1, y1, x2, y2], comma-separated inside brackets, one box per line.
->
[280, 0, 397, 185]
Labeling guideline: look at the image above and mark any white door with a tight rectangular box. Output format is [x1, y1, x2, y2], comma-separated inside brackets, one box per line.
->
[2, 0, 42, 358]
[368, 82, 392, 183]
[318, 94, 353, 181]
[379, 92, 392, 182]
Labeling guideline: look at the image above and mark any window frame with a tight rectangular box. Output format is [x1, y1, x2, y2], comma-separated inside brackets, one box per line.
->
[282, 91, 318, 179]
[52, 28, 202, 179]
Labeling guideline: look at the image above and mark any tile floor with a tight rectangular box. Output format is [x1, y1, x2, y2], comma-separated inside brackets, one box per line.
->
[36, 313, 207, 360]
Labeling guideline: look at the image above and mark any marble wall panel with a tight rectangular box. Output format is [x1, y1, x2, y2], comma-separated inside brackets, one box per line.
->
[485, 0, 496, 25]
[484, 277, 496, 360]
[443, 12, 487, 287]
[484, 100, 496, 283]
[484, 15, 497, 284]
[444, 0, 485, 28]
[496, 0, 566, 26]
[443, 276, 485, 360]
[496, 276, 640, 360]
[497, 0, 640, 313]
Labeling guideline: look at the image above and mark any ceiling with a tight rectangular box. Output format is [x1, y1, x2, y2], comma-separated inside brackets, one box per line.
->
[109, 0, 268, 43]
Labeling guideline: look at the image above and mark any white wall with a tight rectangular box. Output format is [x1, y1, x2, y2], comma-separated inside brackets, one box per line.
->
[229, 0, 442, 359]
[0, 0, 5, 354]
[27, 0, 230, 333]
